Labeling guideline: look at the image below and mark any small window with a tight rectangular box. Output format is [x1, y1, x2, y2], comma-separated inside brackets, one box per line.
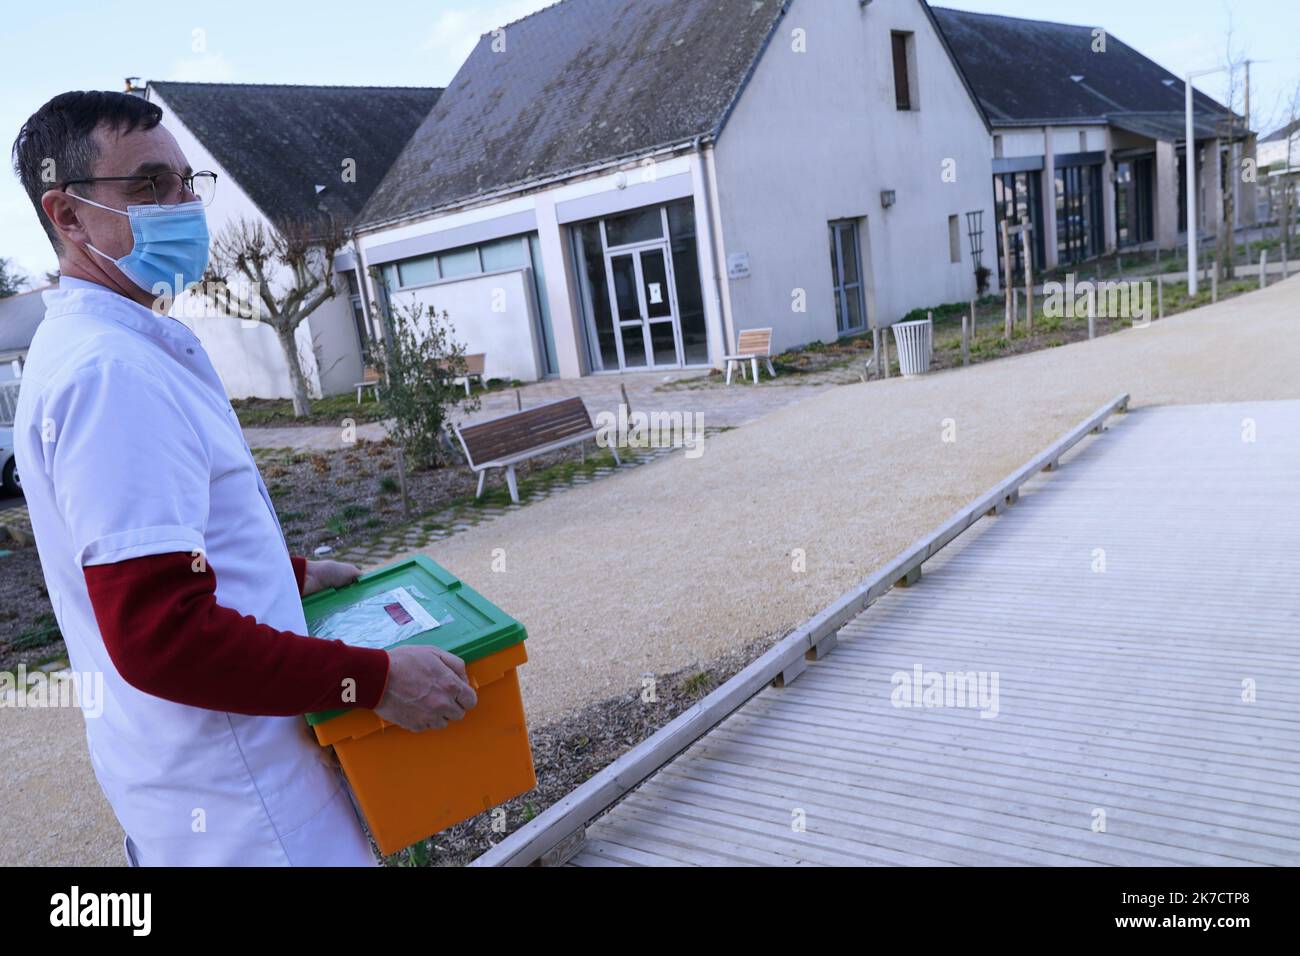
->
[891, 32, 915, 111]
[1079, 130, 1088, 152]
[948, 215, 962, 264]
[397, 255, 439, 287]
[438, 246, 482, 278]
[604, 207, 664, 246]
[993, 134, 1004, 159]
[480, 236, 528, 272]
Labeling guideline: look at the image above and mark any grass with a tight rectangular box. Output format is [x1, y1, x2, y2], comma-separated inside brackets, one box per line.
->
[1035, 231, 1297, 286]
[232, 393, 394, 428]
[233, 377, 526, 429]
[467, 447, 627, 509]
[680, 671, 717, 698]
[11, 612, 61, 651]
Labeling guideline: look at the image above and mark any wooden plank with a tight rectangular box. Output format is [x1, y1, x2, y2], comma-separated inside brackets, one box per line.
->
[471, 394, 1131, 866]
[555, 401, 1300, 866]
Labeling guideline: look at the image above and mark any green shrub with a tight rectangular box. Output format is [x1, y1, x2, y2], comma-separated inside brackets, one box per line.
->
[368, 289, 481, 470]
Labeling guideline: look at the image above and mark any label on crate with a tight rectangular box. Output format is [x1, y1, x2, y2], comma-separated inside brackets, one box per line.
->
[311, 587, 440, 650]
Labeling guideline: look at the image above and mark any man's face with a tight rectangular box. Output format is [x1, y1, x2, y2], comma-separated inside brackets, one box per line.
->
[52, 121, 193, 261]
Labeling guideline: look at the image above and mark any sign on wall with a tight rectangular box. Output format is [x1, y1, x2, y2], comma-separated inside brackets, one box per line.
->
[727, 252, 751, 279]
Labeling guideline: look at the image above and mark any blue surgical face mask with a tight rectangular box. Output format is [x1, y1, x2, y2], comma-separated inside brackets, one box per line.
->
[66, 192, 210, 295]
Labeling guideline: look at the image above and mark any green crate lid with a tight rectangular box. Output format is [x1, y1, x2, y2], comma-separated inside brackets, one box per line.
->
[302, 555, 525, 727]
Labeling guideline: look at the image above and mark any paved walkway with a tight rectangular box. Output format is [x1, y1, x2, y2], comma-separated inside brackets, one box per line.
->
[570, 401, 1300, 865]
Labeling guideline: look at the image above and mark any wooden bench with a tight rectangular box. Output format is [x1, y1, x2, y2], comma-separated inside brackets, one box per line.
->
[437, 353, 486, 396]
[723, 328, 776, 385]
[354, 365, 382, 404]
[454, 397, 620, 504]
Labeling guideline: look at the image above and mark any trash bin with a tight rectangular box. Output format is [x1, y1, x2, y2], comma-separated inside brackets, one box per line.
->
[891, 318, 933, 377]
[303, 556, 535, 856]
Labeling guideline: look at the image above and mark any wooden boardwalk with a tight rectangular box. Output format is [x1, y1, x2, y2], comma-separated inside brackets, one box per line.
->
[569, 401, 1300, 866]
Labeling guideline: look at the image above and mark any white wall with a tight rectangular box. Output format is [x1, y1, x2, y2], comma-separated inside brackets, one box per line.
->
[996, 125, 1103, 159]
[151, 88, 354, 400]
[389, 269, 542, 383]
[310, 280, 365, 395]
[709, 0, 995, 348]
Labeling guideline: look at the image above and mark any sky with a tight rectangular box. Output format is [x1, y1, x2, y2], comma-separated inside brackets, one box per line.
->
[2, 0, 1297, 281]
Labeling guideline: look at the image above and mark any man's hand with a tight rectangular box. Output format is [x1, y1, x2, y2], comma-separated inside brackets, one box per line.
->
[303, 559, 362, 597]
[375, 645, 478, 732]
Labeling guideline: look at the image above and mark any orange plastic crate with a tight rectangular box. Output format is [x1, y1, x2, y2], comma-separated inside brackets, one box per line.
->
[313, 641, 535, 856]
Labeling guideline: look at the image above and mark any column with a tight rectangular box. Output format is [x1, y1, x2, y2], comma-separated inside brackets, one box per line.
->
[1154, 139, 1180, 249]
[1041, 126, 1059, 269]
[1204, 137, 1224, 236]
[1100, 127, 1117, 253]
[531, 193, 585, 379]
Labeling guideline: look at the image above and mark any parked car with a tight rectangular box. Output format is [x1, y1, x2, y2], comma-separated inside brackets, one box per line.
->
[0, 425, 20, 497]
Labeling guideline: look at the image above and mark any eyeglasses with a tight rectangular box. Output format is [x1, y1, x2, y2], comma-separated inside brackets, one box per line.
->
[61, 170, 218, 208]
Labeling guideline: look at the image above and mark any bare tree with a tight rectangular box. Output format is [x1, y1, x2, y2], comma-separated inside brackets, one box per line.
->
[1214, 18, 1248, 281]
[1281, 81, 1300, 259]
[203, 217, 346, 417]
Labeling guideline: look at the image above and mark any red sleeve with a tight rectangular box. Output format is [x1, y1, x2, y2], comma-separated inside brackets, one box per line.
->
[291, 555, 308, 596]
[84, 552, 390, 717]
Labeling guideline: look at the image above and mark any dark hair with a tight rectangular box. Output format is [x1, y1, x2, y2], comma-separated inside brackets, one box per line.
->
[11, 91, 163, 252]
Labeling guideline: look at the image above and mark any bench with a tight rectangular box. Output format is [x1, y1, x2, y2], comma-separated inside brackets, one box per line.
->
[452, 353, 486, 396]
[454, 397, 620, 504]
[723, 328, 776, 385]
[354, 365, 382, 404]
[432, 352, 486, 396]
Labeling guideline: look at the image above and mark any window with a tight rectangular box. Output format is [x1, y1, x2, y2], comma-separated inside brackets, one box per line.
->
[1115, 156, 1154, 247]
[481, 236, 528, 272]
[438, 247, 480, 278]
[992, 171, 1045, 282]
[829, 220, 867, 334]
[344, 270, 371, 359]
[891, 32, 915, 111]
[993, 134, 1003, 159]
[948, 215, 962, 264]
[1055, 163, 1104, 264]
[666, 200, 710, 365]
[398, 255, 439, 287]
[604, 207, 663, 246]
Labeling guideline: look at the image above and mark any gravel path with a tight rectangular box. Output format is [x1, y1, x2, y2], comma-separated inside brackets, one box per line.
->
[4, 275, 1297, 865]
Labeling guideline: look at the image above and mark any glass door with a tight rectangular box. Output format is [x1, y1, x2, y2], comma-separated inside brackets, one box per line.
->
[605, 243, 682, 370]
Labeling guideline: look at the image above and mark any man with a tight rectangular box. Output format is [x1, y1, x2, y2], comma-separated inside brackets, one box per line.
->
[10, 91, 477, 866]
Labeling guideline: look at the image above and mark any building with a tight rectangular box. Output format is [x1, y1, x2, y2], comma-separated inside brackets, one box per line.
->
[351, 0, 999, 381]
[1258, 119, 1299, 225]
[0, 287, 49, 384]
[933, 7, 1251, 283]
[142, 2, 1252, 396]
[145, 81, 442, 399]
